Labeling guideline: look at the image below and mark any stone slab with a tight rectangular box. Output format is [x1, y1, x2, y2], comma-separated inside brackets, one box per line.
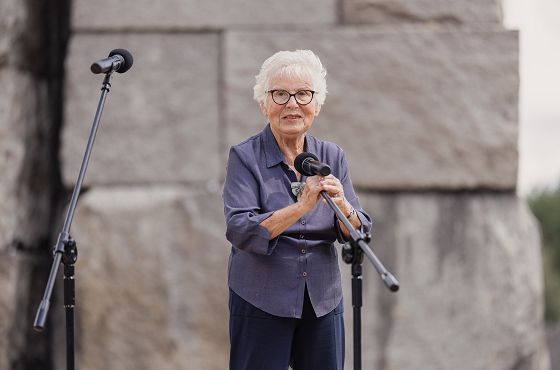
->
[225, 28, 519, 190]
[68, 187, 549, 369]
[0, 69, 32, 249]
[62, 34, 221, 186]
[0, 252, 18, 370]
[341, 193, 549, 369]
[69, 186, 229, 370]
[343, 0, 502, 25]
[0, 0, 22, 66]
[547, 323, 560, 370]
[71, 0, 336, 31]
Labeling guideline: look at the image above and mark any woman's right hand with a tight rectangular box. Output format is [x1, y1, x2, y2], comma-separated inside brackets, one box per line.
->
[261, 176, 325, 240]
[298, 176, 325, 212]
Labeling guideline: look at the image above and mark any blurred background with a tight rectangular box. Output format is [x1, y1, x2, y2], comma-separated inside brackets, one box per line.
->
[0, 0, 558, 369]
[502, 0, 560, 195]
[504, 1, 560, 368]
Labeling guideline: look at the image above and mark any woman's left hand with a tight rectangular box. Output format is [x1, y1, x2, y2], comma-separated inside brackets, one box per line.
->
[320, 175, 353, 217]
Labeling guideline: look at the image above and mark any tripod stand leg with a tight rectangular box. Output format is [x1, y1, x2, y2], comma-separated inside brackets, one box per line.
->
[352, 264, 363, 370]
[63, 239, 77, 370]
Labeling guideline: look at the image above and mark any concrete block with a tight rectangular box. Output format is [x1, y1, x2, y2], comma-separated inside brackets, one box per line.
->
[71, 0, 336, 31]
[62, 34, 221, 186]
[225, 28, 518, 190]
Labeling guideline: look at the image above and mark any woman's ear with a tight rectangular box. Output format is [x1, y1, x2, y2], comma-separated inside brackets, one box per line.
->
[314, 103, 321, 116]
[260, 102, 268, 117]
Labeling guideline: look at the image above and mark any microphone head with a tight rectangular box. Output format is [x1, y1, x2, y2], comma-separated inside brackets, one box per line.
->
[294, 152, 318, 176]
[109, 48, 133, 73]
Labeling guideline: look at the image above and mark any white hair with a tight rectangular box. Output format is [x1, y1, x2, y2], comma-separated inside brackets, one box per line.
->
[253, 50, 327, 106]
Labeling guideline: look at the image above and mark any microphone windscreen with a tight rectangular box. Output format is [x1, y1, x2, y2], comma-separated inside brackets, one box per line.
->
[294, 152, 318, 175]
[109, 48, 133, 73]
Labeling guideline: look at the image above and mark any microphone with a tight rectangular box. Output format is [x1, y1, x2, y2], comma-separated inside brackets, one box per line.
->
[294, 152, 331, 177]
[90, 49, 134, 74]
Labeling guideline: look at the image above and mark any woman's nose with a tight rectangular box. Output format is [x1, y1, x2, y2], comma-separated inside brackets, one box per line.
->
[286, 95, 299, 107]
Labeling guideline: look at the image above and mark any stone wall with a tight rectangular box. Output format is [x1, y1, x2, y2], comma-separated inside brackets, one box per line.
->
[0, 0, 69, 368]
[0, 0, 551, 369]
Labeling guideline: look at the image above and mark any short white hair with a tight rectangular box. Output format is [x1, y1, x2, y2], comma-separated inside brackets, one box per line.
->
[253, 50, 327, 106]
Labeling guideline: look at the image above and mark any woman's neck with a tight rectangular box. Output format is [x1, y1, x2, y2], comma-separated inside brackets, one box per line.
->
[272, 131, 305, 167]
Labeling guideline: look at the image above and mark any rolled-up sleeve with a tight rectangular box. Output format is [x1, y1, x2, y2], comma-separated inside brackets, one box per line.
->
[222, 147, 280, 255]
[333, 150, 373, 244]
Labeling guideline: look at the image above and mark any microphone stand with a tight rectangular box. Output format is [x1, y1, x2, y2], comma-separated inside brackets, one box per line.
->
[33, 72, 115, 370]
[320, 191, 399, 370]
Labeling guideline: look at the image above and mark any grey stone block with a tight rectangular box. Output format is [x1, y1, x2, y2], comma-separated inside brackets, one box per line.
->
[0, 252, 17, 369]
[67, 187, 549, 370]
[71, 0, 336, 31]
[341, 193, 549, 369]
[342, 0, 503, 25]
[548, 323, 560, 370]
[0, 69, 32, 248]
[225, 28, 518, 190]
[69, 186, 229, 370]
[0, 0, 20, 66]
[62, 34, 221, 186]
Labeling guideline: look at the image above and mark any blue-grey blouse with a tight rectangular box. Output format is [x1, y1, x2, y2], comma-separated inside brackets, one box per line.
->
[222, 124, 372, 318]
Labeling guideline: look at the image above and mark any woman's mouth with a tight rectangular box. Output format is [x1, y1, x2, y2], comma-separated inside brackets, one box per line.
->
[283, 114, 302, 119]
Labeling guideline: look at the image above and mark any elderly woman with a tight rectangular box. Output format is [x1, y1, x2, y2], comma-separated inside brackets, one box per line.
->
[222, 50, 372, 370]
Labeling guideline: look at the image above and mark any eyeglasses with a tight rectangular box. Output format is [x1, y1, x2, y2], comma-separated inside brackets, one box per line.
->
[266, 90, 316, 105]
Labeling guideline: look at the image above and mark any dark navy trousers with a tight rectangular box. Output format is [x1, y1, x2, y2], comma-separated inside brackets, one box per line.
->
[229, 288, 345, 370]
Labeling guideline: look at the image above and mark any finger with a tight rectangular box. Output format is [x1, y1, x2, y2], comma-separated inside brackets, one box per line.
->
[320, 180, 337, 191]
[324, 174, 340, 185]
[322, 178, 342, 190]
[322, 182, 343, 194]
[321, 184, 338, 193]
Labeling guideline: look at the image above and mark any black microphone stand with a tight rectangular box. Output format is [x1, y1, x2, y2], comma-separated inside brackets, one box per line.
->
[320, 192, 399, 370]
[33, 72, 115, 370]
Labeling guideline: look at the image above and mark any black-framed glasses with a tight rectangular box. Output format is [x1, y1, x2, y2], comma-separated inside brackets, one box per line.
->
[267, 90, 316, 105]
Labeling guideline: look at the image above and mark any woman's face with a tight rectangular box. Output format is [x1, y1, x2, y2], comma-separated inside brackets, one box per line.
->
[260, 74, 321, 140]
